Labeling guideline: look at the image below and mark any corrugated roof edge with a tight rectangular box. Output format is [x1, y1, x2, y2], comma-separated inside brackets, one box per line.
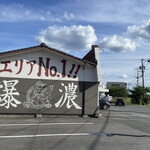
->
[0, 43, 96, 67]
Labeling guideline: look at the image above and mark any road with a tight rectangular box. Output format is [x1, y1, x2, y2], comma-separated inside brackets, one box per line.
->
[0, 105, 150, 150]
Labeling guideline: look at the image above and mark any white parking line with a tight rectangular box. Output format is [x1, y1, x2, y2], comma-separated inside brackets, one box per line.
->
[104, 113, 150, 118]
[110, 118, 128, 120]
[131, 113, 150, 118]
[0, 132, 111, 139]
[110, 117, 150, 121]
[0, 122, 93, 127]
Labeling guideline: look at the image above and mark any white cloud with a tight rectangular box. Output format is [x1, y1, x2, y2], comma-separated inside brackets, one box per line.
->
[120, 74, 128, 79]
[99, 35, 136, 52]
[63, 0, 150, 24]
[1, 11, 6, 16]
[1, 1, 150, 24]
[0, 3, 60, 22]
[40, 16, 46, 21]
[64, 12, 74, 20]
[55, 18, 61, 22]
[128, 19, 150, 40]
[36, 25, 97, 51]
[46, 11, 51, 15]
[12, 2, 24, 9]
[25, 10, 31, 16]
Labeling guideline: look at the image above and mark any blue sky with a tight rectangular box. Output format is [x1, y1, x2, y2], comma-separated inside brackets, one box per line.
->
[1, 0, 150, 88]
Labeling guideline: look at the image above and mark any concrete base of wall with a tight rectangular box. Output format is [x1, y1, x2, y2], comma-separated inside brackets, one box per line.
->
[95, 112, 102, 118]
[36, 114, 42, 118]
[0, 114, 36, 118]
[0, 113, 102, 118]
[94, 108, 102, 118]
[82, 114, 88, 118]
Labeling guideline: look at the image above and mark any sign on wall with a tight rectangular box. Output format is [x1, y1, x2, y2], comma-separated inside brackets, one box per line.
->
[0, 57, 82, 80]
[0, 79, 82, 110]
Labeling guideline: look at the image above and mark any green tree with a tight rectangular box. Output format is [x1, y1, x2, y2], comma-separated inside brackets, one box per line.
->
[129, 86, 150, 105]
[108, 87, 128, 97]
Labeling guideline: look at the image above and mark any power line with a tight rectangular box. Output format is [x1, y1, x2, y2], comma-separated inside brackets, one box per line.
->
[127, 79, 137, 84]
[144, 79, 150, 81]
[101, 58, 141, 62]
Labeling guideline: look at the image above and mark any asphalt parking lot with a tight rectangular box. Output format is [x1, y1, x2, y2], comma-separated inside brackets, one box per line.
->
[0, 105, 150, 150]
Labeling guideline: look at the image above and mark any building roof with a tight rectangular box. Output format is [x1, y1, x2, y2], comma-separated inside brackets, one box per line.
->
[0, 43, 97, 67]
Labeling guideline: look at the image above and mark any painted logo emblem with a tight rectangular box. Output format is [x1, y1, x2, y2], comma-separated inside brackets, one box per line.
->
[23, 81, 53, 109]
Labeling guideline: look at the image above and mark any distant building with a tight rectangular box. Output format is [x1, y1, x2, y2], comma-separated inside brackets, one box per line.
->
[99, 83, 109, 95]
[107, 82, 127, 88]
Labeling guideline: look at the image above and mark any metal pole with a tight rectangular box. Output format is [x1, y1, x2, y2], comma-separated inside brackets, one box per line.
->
[136, 68, 139, 86]
[82, 62, 86, 116]
[141, 59, 145, 105]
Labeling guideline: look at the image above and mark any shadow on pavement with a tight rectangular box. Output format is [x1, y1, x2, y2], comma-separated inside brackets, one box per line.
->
[87, 109, 111, 150]
[107, 133, 150, 138]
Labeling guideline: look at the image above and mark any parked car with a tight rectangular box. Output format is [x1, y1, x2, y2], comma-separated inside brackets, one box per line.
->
[102, 95, 113, 103]
[115, 98, 125, 106]
[99, 99, 110, 109]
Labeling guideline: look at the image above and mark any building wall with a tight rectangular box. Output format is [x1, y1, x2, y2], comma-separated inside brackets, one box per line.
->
[0, 50, 98, 82]
[0, 77, 99, 115]
[107, 82, 127, 88]
[0, 49, 100, 115]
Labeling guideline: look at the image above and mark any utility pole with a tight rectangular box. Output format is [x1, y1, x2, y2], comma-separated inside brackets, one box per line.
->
[136, 67, 139, 86]
[139, 59, 145, 105]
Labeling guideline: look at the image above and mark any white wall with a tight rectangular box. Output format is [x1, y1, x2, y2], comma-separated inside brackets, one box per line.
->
[0, 50, 98, 82]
